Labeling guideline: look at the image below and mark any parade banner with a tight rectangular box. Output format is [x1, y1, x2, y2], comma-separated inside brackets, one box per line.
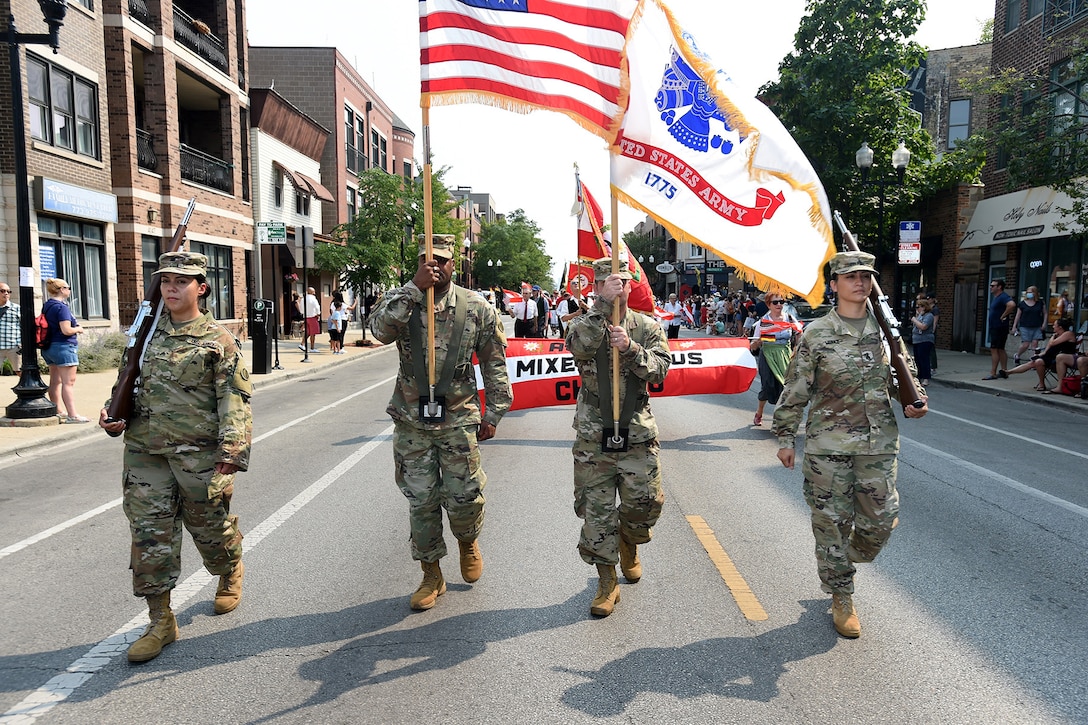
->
[609, 0, 835, 305]
[478, 336, 756, 411]
[419, 0, 638, 140]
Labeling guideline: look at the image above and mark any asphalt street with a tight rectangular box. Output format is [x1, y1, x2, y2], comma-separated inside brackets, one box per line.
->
[1, 345, 1086, 724]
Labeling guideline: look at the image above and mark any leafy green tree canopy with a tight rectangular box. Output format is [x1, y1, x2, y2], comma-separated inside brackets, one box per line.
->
[472, 209, 553, 291]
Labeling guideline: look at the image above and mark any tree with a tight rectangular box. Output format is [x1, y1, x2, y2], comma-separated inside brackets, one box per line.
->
[315, 166, 465, 292]
[403, 163, 465, 272]
[760, 0, 984, 258]
[968, 32, 1088, 233]
[472, 209, 553, 290]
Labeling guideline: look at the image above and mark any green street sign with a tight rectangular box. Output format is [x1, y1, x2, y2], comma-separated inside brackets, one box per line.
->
[257, 221, 287, 245]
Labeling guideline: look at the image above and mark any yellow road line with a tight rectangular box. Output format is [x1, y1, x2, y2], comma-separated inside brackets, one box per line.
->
[686, 515, 768, 621]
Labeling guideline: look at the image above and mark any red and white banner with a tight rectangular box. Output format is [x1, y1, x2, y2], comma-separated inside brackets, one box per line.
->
[479, 337, 756, 411]
[502, 288, 524, 306]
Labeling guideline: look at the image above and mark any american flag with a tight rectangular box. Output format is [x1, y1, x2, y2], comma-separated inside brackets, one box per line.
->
[419, 0, 637, 140]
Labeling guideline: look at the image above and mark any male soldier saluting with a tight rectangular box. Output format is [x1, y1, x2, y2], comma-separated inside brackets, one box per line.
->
[566, 257, 671, 617]
[773, 251, 927, 638]
[369, 235, 512, 610]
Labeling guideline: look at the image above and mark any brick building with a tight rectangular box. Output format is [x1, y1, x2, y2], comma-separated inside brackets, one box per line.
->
[962, 0, 1088, 347]
[1, 0, 118, 335]
[103, 0, 253, 335]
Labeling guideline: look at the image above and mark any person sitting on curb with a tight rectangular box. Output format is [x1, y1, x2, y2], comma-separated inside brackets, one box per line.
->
[998, 317, 1077, 392]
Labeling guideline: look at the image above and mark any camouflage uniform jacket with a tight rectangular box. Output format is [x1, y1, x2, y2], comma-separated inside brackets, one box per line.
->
[112, 312, 253, 469]
[566, 296, 671, 444]
[368, 281, 512, 430]
[773, 309, 912, 455]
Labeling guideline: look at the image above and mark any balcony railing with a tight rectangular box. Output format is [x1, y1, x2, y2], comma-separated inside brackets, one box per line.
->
[136, 128, 157, 171]
[180, 143, 232, 193]
[128, 0, 152, 26]
[173, 6, 228, 73]
[1045, 0, 1088, 33]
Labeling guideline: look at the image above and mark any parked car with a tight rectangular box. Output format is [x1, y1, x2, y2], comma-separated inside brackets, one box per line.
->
[792, 301, 832, 327]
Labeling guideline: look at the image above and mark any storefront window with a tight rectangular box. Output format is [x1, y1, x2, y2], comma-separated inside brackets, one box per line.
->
[1047, 237, 1079, 326]
[1018, 239, 1048, 301]
[37, 216, 107, 320]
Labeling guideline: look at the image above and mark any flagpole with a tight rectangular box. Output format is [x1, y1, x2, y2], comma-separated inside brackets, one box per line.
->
[422, 107, 438, 416]
[572, 164, 583, 305]
[609, 193, 622, 445]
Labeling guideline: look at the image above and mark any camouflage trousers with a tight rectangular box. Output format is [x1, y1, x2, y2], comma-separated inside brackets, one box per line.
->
[393, 421, 486, 562]
[122, 448, 243, 597]
[802, 453, 899, 595]
[572, 436, 664, 566]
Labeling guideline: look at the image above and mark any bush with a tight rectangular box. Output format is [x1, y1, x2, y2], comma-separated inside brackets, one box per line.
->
[28, 331, 128, 374]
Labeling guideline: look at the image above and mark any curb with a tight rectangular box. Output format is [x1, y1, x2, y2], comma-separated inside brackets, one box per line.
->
[926, 377, 1088, 416]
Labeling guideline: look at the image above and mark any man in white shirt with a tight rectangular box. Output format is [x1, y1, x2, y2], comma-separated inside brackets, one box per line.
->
[663, 293, 684, 339]
[513, 292, 536, 338]
[299, 287, 321, 353]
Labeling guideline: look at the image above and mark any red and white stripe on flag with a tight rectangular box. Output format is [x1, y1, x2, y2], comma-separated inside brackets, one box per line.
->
[653, 305, 674, 322]
[419, 0, 638, 140]
[503, 288, 524, 305]
[477, 337, 757, 411]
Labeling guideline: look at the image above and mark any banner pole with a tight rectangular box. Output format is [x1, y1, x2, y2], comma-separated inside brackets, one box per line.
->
[609, 193, 622, 444]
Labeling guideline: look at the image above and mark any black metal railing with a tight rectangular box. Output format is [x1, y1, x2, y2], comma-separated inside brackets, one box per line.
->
[128, 0, 152, 27]
[180, 143, 232, 193]
[173, 6, 228, 73]
[136, 129, 157, 171]
[1045, 0, 1088, 34]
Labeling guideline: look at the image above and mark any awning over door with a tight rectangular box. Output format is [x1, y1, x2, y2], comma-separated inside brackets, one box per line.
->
[271, 161, 308, 193]
[960, 186, 1081, 248]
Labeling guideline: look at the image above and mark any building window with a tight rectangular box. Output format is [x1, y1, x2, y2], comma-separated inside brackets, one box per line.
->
[371, 129, 387, 171]
[274, 167, 283, 207]
[1049, 59, 1087, 165]
[26, 54, 99, 159]
[689, 243, 703, 257]
[37, 216, 107, 319]
[1027, 0, 1044, 18]
[356, 117, 367, 171]
[948, 99, 971, 148]
[76, 0, 93, 8]
[190, 242, 234, 319]
[295, 191, 310, 216]
[346, 187, 357, 219]
[141, 235, 163, 296]
[403, 160, 413, 179]
[1005, 0, 1021, 32]
[345, 106, 358, 173]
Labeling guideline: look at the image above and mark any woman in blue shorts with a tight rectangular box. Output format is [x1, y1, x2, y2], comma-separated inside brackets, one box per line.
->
[41, 278, 88, 422]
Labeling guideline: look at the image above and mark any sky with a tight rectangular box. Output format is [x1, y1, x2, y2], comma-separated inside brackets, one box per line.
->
[247, 0, 996, 283]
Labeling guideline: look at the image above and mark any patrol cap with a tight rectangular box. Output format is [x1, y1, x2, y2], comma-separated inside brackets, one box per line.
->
[416, 234, 455, 259]
[591, 256, 633, 281]
[157, 251, 208, 277]
[829, 251, 878, 276]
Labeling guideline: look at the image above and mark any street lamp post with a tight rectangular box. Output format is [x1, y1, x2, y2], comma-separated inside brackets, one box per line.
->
[5, 0, 68, 421]
[855, 140, 911, 315]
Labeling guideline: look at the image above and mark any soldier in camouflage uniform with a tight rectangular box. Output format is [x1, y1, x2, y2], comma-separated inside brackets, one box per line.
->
[100, 252, 252, 663]
[773, 251, 927, 638]
[369, 235, 512, 611]
[566, 257, 670, 617]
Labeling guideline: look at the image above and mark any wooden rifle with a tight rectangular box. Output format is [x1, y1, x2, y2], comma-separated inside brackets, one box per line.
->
[832, 211, 925, 410]
[104, 198, 197, 435]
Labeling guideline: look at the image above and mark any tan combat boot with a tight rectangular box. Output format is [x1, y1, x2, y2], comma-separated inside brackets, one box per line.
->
[831, 592, 861, 638]
[410, 560, 447, 610]
[619, 538, 642, 583]
[590, 564, 620, 617]
[128, 592, 179, 663]
[214, 560, 244, 614]
[459, 539, 483, 583]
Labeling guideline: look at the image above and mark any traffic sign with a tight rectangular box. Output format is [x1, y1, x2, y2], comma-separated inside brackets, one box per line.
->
[257, 221, 287, 245]
[899, 242, 921, 265]
[899, 221, 921, 242]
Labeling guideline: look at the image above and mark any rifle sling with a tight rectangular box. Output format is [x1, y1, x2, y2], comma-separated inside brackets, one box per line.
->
[408, 287, 467, 399]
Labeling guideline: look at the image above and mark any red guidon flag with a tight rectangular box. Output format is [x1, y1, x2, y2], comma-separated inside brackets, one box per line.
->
[566, 263, 594, 296]
[478, 337, 756, 411]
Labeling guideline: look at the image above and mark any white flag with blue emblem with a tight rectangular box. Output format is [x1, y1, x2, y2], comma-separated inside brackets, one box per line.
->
[610, 0, 835, 304]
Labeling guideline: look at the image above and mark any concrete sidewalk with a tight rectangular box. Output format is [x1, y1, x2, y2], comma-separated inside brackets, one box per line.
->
[2, 321, 1085, 461]
[0, 325, 392, 461]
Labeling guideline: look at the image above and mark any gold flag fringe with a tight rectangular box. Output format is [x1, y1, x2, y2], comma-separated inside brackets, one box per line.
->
[423, 91, 616, 145]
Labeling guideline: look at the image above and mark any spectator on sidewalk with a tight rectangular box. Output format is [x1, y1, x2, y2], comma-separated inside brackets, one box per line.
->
[0, 282, 20, 373]
[42, 278, 88, 422]
[300, 287, 320, 353]
[999, 317, 1077, 392]
[984, 279, 1015, 380]
[910, 298, 936, 386]
[1011, 285, 1046, 365]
